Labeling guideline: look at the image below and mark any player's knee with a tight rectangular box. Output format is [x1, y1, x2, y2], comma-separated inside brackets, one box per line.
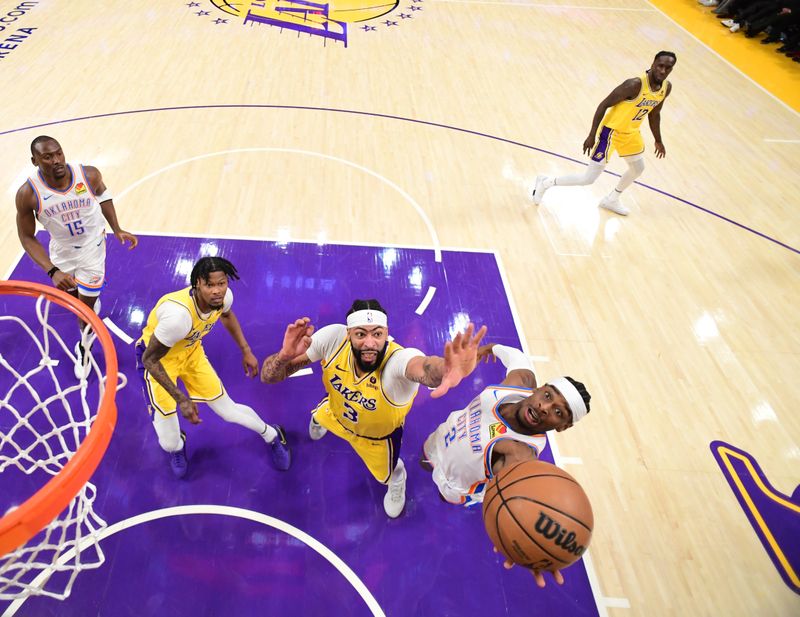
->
[583, 162, 605, 184]
[158, 433, 183, 452]
[626, 156, 645, 177]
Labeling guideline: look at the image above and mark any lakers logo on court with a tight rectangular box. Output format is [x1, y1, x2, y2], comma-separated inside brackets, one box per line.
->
[183, 0, 423, 47]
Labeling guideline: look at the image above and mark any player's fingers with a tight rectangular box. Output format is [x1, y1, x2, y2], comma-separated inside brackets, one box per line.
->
[463, 323, 475, 346]
[553, 570, 565, 585]
[532, 571, 546, 588]
[473, 325, 488, 345]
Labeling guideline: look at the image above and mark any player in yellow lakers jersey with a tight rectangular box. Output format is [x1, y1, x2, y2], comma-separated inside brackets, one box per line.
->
[532, 51, 676, 216]
[136, 257, 290, 478]
[260, 299, 486, 518]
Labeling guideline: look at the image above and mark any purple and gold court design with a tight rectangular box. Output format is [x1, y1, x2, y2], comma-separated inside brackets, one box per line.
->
[1, 233, 600, 617]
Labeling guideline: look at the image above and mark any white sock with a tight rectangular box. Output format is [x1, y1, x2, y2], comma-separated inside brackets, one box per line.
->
[615, 156, 645, 193]
[554, 161, 605, 187]
[389, 458, 407, 484]
[152, 412, 184, 452]
[261, 423, 278, 443]
[207, 393, 274, 439]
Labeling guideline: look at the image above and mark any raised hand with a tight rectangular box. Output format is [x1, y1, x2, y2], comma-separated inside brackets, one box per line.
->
[279, 317, 315, 361]
[430, 323, 487, 399]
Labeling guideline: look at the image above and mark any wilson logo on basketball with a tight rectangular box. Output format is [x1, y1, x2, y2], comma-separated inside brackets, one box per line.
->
[533, 512, 587, 557]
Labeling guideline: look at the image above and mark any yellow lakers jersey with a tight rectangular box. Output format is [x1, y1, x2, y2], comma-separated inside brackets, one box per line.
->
[602, 71, 669, 133]
[139, 287, 223, 362]
[321, 336, 416, 439]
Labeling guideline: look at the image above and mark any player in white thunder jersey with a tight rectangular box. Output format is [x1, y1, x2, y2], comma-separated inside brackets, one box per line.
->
[15, 136, 138, 376]
[423, 344, 591, 506]
[421, 343, 591, 585]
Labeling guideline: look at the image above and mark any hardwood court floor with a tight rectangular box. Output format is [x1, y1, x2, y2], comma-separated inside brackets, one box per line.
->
[1, 1, 798, 616]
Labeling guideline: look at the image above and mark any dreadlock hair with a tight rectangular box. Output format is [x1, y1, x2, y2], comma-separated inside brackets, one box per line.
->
[30, 135, 59, 156]
[190, 256, 240, 289]
[654, 50, 677, 63]
[564, 376, 591, 414]
[346, 299, 388, 318]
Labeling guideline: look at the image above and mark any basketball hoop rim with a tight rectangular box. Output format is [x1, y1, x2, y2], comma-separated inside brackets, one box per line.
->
[0, 280, 118, 556]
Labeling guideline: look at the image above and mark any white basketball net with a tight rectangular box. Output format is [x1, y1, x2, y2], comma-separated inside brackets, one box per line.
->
[0, 294, 125, 602]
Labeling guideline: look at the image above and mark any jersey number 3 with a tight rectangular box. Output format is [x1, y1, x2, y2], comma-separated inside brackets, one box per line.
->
[342, 402, 359, 423]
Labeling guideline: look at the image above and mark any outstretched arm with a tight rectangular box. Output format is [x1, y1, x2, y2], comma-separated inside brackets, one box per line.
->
[404, 323, 487, 399]
[84, 166, 138, 249]
[260, 317, 315, 383]
[478, 344, 537, 389]
[220, 309, 259, 378]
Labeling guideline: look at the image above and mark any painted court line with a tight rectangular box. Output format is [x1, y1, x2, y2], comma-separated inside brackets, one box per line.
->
[102, 317, 133, 345]
[116, 148, 442, 263]
[3, 505, 386, 617]
[644, 0, 799, 118]
[415, 286, 437, 315]
[1, 104, 796, 255]
[601, 597, 632, 609]
[494, 248, 608, 616]
[290, 367, 314, 378]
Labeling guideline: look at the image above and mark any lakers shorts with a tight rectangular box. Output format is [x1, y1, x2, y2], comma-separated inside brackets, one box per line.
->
[590, 126, 644, 163]
[312, 398, 403, 484]
[135, 341, 225, 417]
[50, 234, 106, 297]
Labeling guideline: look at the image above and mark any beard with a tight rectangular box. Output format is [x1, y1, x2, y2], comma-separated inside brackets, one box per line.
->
[352, 341, 389, 373]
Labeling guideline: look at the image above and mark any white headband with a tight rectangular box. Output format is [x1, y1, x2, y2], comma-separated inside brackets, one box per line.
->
[346, 309, 388, 329]
[547, 377, 588, 423]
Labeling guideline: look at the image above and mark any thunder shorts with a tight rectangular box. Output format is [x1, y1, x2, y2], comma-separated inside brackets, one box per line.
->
[49, 234, 106, 297]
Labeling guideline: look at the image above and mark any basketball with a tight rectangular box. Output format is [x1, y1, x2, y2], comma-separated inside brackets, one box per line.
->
[482, 459, 593, 572]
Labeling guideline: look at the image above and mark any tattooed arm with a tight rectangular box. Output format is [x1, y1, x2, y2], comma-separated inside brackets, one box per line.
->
[142, 336, 200, 424]
[404, 323, 487, 399]
[260, 352, 313, 383]
[260, 317, 316, 383]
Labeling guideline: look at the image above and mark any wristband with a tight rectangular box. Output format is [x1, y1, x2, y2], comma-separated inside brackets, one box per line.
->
[47, 266, 59, 278]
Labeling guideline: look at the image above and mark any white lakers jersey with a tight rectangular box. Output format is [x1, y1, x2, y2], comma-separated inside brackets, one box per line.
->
[425, 385, 546, 506]
[28, 164, 105, 247]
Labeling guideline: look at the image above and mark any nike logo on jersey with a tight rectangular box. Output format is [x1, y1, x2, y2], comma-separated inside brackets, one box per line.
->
[43, 195, 53, 200]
